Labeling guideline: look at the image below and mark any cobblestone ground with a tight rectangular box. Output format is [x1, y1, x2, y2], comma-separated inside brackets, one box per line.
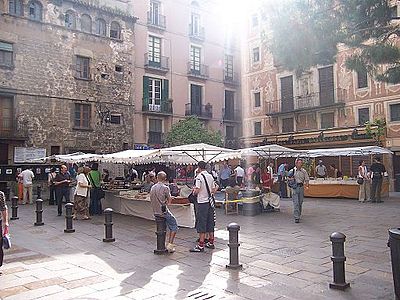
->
[1, 194, 399, 300]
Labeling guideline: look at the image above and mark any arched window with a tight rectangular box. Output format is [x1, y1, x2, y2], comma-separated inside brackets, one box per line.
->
[28, 0, 42, 21]
[65, 10, 76, 29]
[96, 18, 107, 36]
[81, 14, 92, 33]
[9, 0, 23, 16]
[110, 21, 121, 39]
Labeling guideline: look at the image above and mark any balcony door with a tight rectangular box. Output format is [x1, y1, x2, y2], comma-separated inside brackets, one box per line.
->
[148, 36, 161, 67]
[150, 1, 160, 25]
[318, 66, 334, 106]
[191, 13, 200, 35]
[190, 46, 201, 73]
[190, 84, 202, 115]
[280, 76, 294, 113]
[224, 90, 235, 119]
[148, 78, 162, 111]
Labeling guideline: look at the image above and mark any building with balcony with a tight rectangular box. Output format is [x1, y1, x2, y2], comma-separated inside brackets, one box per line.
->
[133, 0, 242, 148]
[0, 0, 136, 164]
[241, 6, 400, 187]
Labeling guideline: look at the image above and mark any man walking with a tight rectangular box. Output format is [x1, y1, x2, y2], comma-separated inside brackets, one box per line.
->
[370, 157, 386, 203]
[150, 171, 178, 253]
[288, 158, 309, 223]
[315, 160, 327, 179]
[277, 162, 288, 198]
[0, 190, 9, 274]
[20, 167, 34, 204]
[54, 165, 71, 216]
[190, 161, 218, 252]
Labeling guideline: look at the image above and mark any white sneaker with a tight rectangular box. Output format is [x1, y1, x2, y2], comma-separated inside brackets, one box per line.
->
[166, 243, 176, 253]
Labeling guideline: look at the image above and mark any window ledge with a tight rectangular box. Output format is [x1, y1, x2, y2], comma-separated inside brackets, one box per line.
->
[73, 127, 93, 131]
[74, 76, 92, 81]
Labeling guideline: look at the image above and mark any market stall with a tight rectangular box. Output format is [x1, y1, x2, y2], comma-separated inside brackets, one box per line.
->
[102, 190, 195, 228]
[304, 146, 392, 199]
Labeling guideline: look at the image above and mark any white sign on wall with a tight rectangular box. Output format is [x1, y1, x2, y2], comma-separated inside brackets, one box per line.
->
[14, 147, 46, 163]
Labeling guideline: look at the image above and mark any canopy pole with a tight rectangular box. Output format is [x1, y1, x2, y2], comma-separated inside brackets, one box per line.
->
[339, 156, 342, 174]
[370, 154, 373, 165]
[349, 156, 353, 177]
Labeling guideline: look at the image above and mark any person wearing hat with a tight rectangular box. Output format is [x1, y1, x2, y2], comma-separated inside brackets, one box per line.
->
[315, 160, 327, 179]
[0, 190, 9, 274]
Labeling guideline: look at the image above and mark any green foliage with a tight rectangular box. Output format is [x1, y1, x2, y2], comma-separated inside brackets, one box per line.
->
[164, 116, 223, 147]
[365, 118, 387, 146]
[265, 0, 400, 83]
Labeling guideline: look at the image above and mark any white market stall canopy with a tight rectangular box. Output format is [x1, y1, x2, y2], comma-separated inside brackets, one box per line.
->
[99, 149, 160, 164]
[306, 146, 393, 157]
[31, 152, 101, 163]
[240, 144, 304, 158]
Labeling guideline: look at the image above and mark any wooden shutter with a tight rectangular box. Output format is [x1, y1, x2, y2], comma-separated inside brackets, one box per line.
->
[280, 76, 294, 112]
[318, 66, 334, 106]
[143, 76, 149, 103]
[162, 79, 169, 101]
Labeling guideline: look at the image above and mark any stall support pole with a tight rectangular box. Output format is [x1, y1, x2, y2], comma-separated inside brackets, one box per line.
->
[349, 156, 353, 177]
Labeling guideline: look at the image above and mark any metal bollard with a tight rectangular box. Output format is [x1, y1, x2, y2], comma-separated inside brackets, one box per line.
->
[226, 223, 242, 269]
[388, 228, 400, 300]
[10, 196, 19, 220]
[64, 203, 75, 233]
[36, 186, 42, 199]
[34, 199, 44, 226]
[329, 232, 350, 290]
[154, 215, 168, 254]
[103, 208, 115, 242]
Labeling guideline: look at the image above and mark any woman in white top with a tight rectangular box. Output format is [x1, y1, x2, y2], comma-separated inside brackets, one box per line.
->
[73, 167, 91, 220]
[358, 160, 371, 203]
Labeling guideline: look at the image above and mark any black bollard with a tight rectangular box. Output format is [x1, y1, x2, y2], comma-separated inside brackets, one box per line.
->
[10, 196, 19, 220]
[226, 223, 242, 269]
[103, 208, 115, 242]
[64, 203, 75, 233]
[34, 199, 44, 226]
[388, 228, 400, 300]
[5, 186, 10, 202]
[154, 215, 168, 254]
[36, 186, 42, 199]
[329, 232, 350, 290]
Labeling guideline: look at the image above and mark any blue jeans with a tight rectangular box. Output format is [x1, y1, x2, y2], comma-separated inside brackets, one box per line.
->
[89, 188, 103, 215]
[292, 186, 304, 220]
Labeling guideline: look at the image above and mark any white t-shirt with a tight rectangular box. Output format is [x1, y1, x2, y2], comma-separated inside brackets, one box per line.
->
[235, 166, 245, 177]
[195, 171, 216, 204]
[21, 169, 34, 186]
[75, 173, 89, 197]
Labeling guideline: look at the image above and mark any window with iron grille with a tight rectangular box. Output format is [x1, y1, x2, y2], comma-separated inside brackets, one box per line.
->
[252, 47, 260, 63]
[225, 54, 233, 78]
[357, 70, 368, 89]
[254, 121, 261, 136]
[254, 92, 261, 107]
[9, 0, 23, 16]
[74, 103, 90, 129]
[0, 42, 13, 67]
[358, 108, 370, 125]
[0, 96, 13, 133]
[149, 118, 163, 144]
[149, 1, 160, 25]
[75, 56, 90, 79]
[320, 112, 334, 129]
[390, 103, 400, 122]
[282, 117, 294, 133]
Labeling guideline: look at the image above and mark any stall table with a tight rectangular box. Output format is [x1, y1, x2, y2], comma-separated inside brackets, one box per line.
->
[102, 190, 195, 228]
[305, 179, 389, 199]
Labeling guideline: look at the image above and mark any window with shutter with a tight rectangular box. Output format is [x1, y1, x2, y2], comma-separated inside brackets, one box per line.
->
[74, 104, 91, 129]
[75, 56, 90, 79]
[320, 112, 334, 129]
[254, 121, 262, 135]
[110, 22, 121, 39]
[0, 42, 13, 67]
[280, 76, 294, 112]
[96, 18, 107, 36]
[318, 66, 334, 106]
[9, 0, 23, 16]
[358, 108, 370, 125]
[357, 70, 368, 89]
[282, 117, 294, 133]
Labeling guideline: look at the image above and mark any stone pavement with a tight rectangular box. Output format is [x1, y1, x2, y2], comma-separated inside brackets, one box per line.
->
[1, 194, 399, 300]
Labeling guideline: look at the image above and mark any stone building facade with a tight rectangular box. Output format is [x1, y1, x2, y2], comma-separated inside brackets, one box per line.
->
[0, 0, 136, 164]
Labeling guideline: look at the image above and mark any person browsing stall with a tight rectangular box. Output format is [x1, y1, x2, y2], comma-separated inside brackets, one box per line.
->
[190, 161, 218, 252]
[150, 171, 178, 253]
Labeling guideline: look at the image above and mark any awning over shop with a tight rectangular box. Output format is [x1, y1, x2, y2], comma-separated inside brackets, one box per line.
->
[307, 146, 393, 157]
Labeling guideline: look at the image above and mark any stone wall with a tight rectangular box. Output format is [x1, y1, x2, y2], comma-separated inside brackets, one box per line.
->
[0, 0, 136, 155]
